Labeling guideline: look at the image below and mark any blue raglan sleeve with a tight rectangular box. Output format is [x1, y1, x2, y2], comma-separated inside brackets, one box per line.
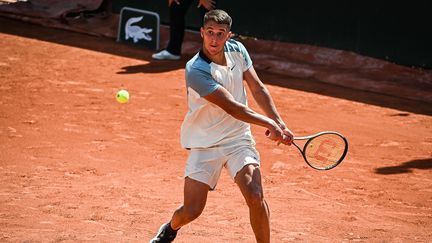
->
[186, 65, 220, 97]
[236, 41, 253, 71]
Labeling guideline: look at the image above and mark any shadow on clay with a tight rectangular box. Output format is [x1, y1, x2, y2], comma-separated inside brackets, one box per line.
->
[374, 158, 432, 174]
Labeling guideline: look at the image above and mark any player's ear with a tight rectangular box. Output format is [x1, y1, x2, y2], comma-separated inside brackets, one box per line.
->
[200, 27, 204, 38]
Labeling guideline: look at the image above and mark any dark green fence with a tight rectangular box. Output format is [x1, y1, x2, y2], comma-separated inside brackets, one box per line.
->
[113, 0, 432, 69]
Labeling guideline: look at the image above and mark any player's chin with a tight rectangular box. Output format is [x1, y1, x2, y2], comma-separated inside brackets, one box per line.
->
[208, 46, 222, 55]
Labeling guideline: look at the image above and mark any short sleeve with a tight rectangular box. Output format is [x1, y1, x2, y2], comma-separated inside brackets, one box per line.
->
[186, 67, 220, 97]
[236, 41, 253, 71]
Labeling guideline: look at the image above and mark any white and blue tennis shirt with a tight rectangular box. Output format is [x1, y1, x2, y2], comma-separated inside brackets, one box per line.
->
[180, 39, 256, 149]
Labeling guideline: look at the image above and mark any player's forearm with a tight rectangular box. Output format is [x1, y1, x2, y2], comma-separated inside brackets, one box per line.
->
[204, 86, 280, 129]
[252, 86, 284, 125]
[227, 104, 278, 130]
[244, 67, 284, 125]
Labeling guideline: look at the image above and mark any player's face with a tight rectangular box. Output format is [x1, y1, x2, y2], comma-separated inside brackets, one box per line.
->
[201, 21, 231, 56]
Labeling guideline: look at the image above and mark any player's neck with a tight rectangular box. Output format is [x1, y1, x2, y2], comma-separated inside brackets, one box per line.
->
[203, 48, 226, 66]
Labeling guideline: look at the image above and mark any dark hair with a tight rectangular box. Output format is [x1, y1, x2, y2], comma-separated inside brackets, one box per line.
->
[203, 9, 232, 30]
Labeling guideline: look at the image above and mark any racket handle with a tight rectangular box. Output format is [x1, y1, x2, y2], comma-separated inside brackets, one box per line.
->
[265, 129, 288, 143]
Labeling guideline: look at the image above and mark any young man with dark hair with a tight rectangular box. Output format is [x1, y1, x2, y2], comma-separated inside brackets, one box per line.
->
[150, 9, 293, 243]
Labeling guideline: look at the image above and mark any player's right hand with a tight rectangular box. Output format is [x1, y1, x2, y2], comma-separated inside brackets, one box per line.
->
[265, 128, 286, 145]
[265, 124, 294, 145]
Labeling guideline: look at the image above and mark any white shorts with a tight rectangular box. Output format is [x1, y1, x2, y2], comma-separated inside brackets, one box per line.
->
[184, 141, 260, 190]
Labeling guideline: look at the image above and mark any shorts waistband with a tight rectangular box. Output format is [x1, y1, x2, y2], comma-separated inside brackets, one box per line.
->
[185, 138, 255, 151]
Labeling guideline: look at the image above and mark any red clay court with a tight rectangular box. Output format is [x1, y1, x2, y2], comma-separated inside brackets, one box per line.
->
[1, 14, 431, 242]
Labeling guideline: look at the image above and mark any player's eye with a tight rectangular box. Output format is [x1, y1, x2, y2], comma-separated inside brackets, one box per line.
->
[205, 30, 226, 40]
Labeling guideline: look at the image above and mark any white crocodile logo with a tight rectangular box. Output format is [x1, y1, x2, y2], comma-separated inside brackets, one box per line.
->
[125, 16, 153, 43]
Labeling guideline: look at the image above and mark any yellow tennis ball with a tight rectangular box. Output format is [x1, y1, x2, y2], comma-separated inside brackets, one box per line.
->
[116, 89, 129, 104]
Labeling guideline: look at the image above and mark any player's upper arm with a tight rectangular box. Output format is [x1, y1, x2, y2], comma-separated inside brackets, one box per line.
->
[243, 65, 266, 95]
[231, 41, 264, 94]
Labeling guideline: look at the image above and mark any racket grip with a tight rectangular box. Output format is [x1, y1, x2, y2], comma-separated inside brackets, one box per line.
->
[265, 129, 288, 142]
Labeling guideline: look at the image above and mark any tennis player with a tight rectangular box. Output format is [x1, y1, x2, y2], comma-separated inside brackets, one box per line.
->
[150, 9, 293, 243]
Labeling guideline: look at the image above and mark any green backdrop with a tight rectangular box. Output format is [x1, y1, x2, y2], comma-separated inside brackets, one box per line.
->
[113, 0, 431, 69]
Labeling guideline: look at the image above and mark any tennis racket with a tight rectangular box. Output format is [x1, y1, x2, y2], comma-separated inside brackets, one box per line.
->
[267, 130, 348, 170]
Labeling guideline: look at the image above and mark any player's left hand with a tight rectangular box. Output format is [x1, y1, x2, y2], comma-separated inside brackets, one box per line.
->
[278, 123, 294, 146]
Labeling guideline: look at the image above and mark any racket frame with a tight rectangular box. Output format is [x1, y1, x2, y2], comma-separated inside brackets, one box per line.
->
[292, 131, 348, 170]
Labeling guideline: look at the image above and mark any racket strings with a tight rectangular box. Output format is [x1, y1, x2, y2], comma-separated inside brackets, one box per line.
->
[304, 134, 346, 168]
